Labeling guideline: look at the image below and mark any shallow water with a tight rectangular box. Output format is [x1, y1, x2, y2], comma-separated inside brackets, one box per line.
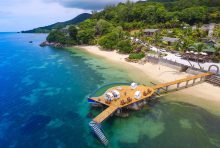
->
[0, 33, 220, 148]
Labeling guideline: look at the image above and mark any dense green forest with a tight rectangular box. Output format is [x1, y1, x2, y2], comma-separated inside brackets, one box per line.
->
[92, 0, 220, 30]
[46, 0, 220, 60]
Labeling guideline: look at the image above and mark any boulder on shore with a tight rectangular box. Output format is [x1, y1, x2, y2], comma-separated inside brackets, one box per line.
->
[40, 41, 64, 48]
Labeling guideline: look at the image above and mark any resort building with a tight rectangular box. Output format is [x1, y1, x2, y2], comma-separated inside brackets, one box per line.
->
[201, 23, 216, 37]
[210, 40, 220, 49]
[162, 37, 180, 46]
[143, 29, 160, 36]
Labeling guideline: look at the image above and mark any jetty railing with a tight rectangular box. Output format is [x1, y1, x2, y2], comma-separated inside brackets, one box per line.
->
[89, 82, 131, 98]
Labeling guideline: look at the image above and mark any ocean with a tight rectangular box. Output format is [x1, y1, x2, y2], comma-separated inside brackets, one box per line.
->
[0, 33, 220, 148]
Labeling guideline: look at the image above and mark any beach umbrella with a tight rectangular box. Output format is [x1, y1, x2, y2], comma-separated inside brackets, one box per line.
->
[190, 51, 194, 53]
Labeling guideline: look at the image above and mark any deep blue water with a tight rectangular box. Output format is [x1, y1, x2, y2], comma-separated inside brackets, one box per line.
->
[0, 33, 109, 148]
[0, 33, 220, 148]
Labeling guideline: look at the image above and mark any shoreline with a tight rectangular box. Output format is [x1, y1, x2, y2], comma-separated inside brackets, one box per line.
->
[74, 45, 220, 115]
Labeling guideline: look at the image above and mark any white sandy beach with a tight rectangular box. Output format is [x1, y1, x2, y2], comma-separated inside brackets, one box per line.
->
[76, 45, 220, 114]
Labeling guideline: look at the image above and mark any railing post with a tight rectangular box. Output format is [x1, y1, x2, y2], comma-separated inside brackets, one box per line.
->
[165, 86, 169, 91]
[193, 79, 196, 85]
[185, 81, 189, 88]
[117, 109, 121, 114]
[176, 83, 180, 90]
[200, 77, 203, 81]
[157, 88, 160, 94]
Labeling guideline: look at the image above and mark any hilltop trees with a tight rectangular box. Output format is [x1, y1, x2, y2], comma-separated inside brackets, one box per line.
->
[98, 31, 120, 50]
[180, 7, 207, 24]
[77, 19, 96, 44]
[68, 26, 78, 40]
[95, 19, 114, 36]
[92, 0, 220, 30]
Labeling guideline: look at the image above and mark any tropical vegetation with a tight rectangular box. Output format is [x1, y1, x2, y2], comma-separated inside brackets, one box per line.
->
[45, 0, 220, 61]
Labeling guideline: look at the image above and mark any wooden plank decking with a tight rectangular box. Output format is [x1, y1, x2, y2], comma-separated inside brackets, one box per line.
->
[90, 85, 154, 108]
[152, 72, 213, 90]
[93, 106, 118, 123]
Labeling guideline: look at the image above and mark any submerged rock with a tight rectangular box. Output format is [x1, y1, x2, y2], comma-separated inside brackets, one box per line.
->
[115, 112, 129, 118]
[21, 115, 51, 134]
[87, 112, 94, 118]
[47, 118, 64, 129]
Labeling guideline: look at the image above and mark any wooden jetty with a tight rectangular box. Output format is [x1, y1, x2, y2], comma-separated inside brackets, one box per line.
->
[88, 72, 213, 144]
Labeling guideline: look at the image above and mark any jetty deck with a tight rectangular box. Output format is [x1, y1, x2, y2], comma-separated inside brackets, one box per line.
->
[90, 85, 155, 108]
[89, 72, 213, 124]
[93, 106, 118, 123]
[152, 72, 213, 90]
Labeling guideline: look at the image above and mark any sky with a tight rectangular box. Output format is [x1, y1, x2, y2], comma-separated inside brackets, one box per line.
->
[0, 0, 138, 32]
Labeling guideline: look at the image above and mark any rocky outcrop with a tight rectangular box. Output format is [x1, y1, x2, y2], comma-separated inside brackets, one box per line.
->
[40, 41, 65, 48]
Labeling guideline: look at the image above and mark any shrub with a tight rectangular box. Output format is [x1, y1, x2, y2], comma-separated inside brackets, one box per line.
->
[98, 32, 119, 50]
[77, 29, 95, 44]
[212, 55, 220, 63]
[117, 40, 133, 53]
[129, 52, 145, 59]
[95, 19, 113, 36]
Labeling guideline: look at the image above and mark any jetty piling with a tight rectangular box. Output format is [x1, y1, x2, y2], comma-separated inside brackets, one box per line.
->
[177, 83, 180, 90]
[193, 79, 196, 85]
[186, 81, 189, 88]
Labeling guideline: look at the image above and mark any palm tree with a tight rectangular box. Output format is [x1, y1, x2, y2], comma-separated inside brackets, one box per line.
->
[146, 37, 154, 44]
[181, 38, 193, 52]
[178, 38, 194, 67]
[173, 41, 182, 52]
[214, 47, 220, 56]
[153, 32, 162, 46]
[193, 43, 206, 53]
[191, 43, 207, 69]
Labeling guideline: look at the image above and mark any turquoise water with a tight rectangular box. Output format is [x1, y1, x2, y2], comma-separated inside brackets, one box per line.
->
[0, 33, 220, 148]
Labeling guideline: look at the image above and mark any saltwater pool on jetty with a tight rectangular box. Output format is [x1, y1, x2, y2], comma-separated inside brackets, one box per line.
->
[0, 33, 220, 148]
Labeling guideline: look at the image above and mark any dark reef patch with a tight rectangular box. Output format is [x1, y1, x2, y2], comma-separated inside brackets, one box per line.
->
[20, 115, 51, 134]
[64, 111, 80, 121]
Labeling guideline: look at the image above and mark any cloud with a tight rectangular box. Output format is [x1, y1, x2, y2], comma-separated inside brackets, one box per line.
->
[0, 0, 89, 32]
[0, 0, 140, 31]
[44, 0, 139, 10]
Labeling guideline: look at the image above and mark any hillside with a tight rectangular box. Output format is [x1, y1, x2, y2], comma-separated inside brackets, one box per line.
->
[22, 13, 91, 33]
[92, 0, 220, 29]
